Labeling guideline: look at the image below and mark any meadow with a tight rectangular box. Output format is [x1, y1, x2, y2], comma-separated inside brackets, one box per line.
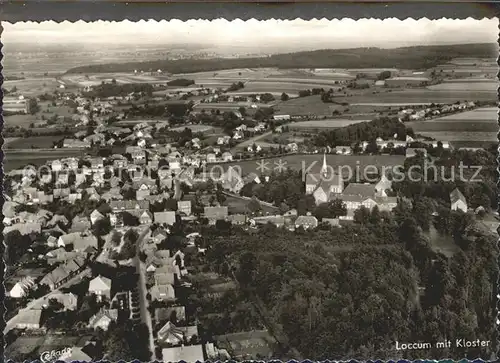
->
[5, 135, 64, 149]
[272, 96, 338, 116]
[334, 88, 496, 105]
[3, 77, 62, 97]
[289, 119, 369, 130]
[170, 124, 215, 133]
[407, 107, 497, 146]
[427, 82, 497, 91]
[5, 150, 85, 172]
[242, 80, 338, 95]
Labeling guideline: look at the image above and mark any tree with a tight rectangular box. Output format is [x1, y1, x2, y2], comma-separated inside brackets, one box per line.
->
[281, 92, 290, 101]
[353, 206, 371, 224]
[247, 197, 262, 214]
[121, 212, 140, 226]
[5, 230, 31, 265]
[238, 106, 247, 117]
[216, 190, 227, 205]
[365, 139, 379, 154]
[377, 70, 392, 80]
[93, 217, 112, 236]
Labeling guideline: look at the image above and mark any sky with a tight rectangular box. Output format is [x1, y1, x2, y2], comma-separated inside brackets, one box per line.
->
[2, 18, 498, 50]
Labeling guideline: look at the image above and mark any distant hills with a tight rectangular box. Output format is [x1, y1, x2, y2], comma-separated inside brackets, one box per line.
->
[66, 43, 497, 74]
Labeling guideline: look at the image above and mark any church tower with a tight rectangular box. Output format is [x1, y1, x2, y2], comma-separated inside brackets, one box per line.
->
[320, 152, 328, 177]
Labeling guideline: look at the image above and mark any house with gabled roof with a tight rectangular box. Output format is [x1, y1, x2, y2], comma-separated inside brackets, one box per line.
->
[9, 277, 36, 298]
[70, 215, 91, 233]
[150, 283, 176, 302]
[450, 188, 467, 212]
[157, 321, 199, 346]
[41, 292, 78, 311]
[88, 308, 118, 331]
[139, 210, 154, 224]
[58, 232, 98, 252]
[110, 200, 150, 212]
[162, 345, 204, 363]
[40, 255, 86, 290]
[15, 309, 43, 330]
[177, 200, 192, 216]
[89, 275, 112, 301]
[154, 211, 177, 226]
[204, 206, 228, 224]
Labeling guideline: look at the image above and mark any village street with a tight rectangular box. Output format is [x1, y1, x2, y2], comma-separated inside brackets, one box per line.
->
[133, 225, 156, 360]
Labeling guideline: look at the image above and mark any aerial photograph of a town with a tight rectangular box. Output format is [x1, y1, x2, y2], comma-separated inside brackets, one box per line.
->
[2, 18, 498, 362]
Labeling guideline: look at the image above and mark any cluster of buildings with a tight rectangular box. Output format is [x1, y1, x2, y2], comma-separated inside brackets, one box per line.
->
[398, 101, 476, 121]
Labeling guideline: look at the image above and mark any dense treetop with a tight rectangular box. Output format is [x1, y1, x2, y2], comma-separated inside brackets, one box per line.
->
[66, 43, 496, 74]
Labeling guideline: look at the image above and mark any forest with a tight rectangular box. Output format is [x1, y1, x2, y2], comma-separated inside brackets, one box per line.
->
[313, 117, 411, 147]
[202, 197, 497, 360]
[66, 43, 496, 74]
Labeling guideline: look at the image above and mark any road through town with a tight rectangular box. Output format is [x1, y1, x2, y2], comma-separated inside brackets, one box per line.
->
[133, 226, 156, 361]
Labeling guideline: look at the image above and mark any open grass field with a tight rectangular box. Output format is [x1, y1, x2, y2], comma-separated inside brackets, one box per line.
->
[4, 114, 39, 128]
[5, 150, 85, 172]
[427, 225, 460, 258]
[225, 195, 279, 214]
[427, 82, 497, 91]
[243, 80, 338, 95]
[273, 95, 344, 116]
[5, 101, 76, 129]
[5, 135, 64, 149]
[175, 68, 273, 80]
[334, 88, 496, 105]
[170, 124, 215, 133]
[5, 336, 45, 359]
[408, 122, 498, 133]
[416, 131, 497, 143]
[211, 154, 405, 176]
[4, 77, 62, 97]
[289, 119, 369, 130]
[408, 107, 497, 146]
[62, 72, 172, 87]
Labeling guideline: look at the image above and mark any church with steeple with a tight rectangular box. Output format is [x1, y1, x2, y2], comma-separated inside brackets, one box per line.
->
[305, 153, 344, 205]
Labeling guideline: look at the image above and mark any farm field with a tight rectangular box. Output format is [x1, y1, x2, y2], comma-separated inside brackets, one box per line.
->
[428, 107, 497, 121]
[242, 81, 338, 95]
[175, 68, 273, 80]
[3, 77, 62, 97]
[416, 131, 496, 142]
[273, 95, 344, 116]
[407, 107, 497, 146]
[4, 138, 20, 147]
[333, 88, 496, 105]
[170, 124, 215, 133]
[4, 114, 38, 128]
[211, 154, 405, 177]
[289, 119, 369, 130]
[427, 82, 497, 91]
[61, 72, 171, 87]
[225, 195, 279, 214]
[256, 77, 346, 85]
[5, 150, 85, 172]
[4, 135, 64, 149]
